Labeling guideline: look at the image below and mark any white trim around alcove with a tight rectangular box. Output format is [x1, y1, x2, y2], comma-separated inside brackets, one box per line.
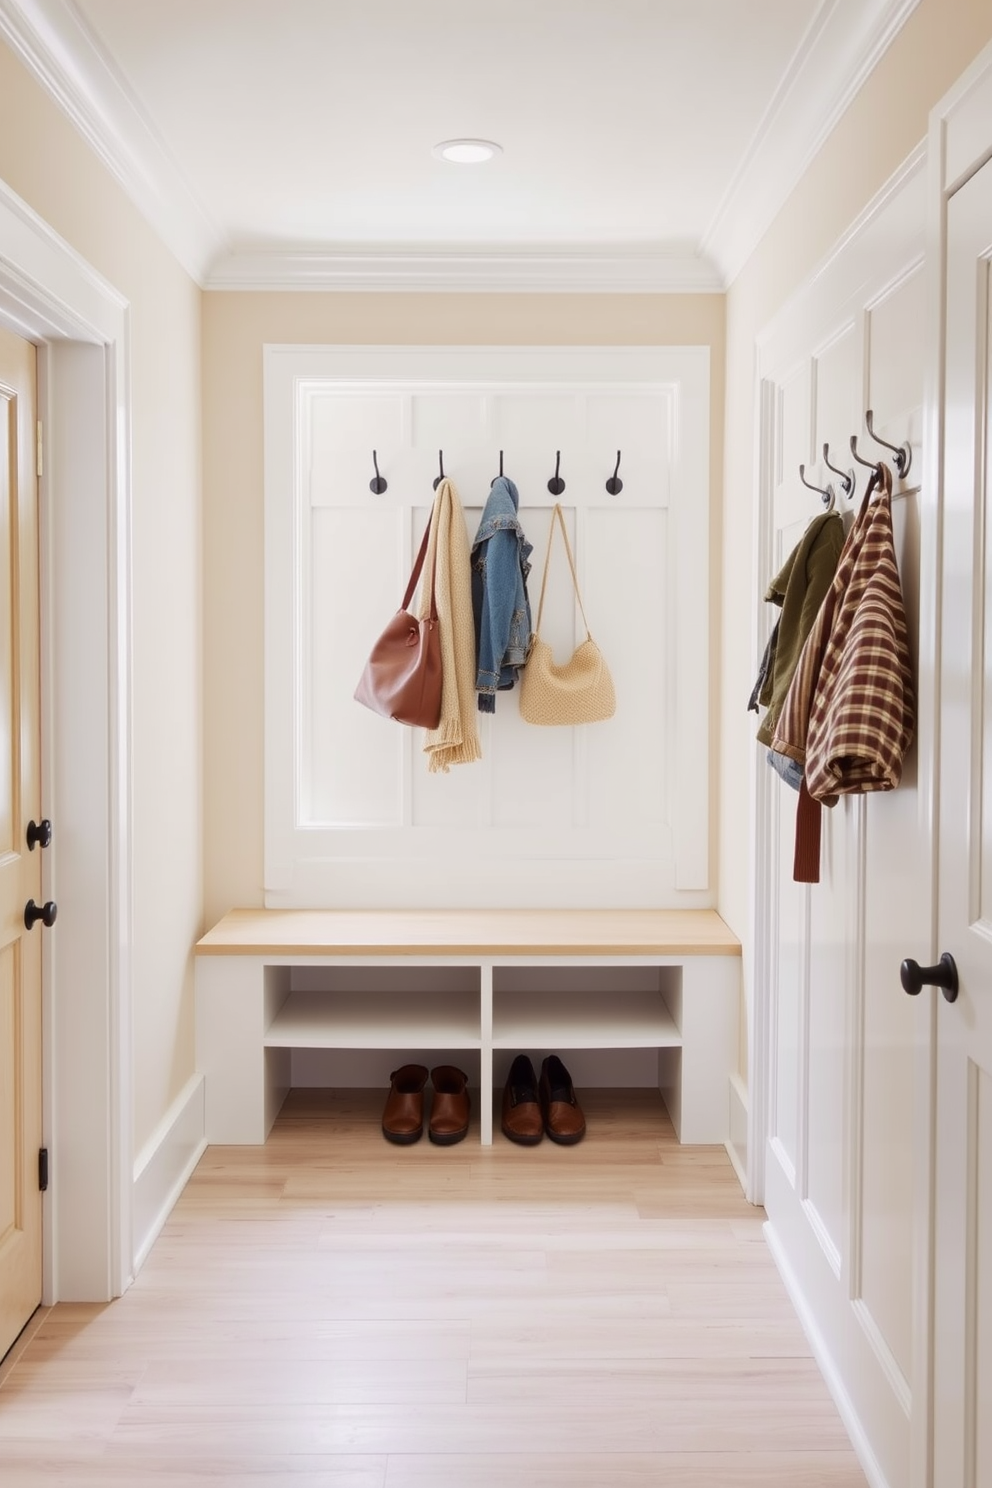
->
[0, 176, 134, 1302]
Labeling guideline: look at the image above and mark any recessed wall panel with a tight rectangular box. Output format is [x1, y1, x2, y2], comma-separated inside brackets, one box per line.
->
[860, 785, 923, 1387]
[309, 393, 405, 505]
[805, 801, 850, 1266]
[867, 269, 926, 445]
[307, 506, 404, 826]
[773, 787, 803, 1178]
[813, 326, 859, 479]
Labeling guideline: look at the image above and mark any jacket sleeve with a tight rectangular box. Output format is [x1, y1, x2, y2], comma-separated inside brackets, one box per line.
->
[475, 527, 519, 709]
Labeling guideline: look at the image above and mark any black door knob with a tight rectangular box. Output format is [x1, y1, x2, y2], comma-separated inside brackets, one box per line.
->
[26, 818, 52, 850]
[900, 951, 958, 1003]
[24, 899, 57, 930]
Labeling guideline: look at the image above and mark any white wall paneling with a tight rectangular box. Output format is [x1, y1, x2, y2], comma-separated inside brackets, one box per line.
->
[264, 346, 711, 910]
[752, 152, 931, 1488]
[930, 43, 992, 1487]
[0, 179, 134, 1301]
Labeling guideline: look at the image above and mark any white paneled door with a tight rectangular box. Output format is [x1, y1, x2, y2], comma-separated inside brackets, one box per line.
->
[933, 154, 992, 1488]
[0, 326, 43, 1359]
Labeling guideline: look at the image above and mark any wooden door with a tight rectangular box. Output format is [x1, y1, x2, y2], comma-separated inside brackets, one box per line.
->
[0, 325, 43, 1359]
[933, 154, 992, 1488]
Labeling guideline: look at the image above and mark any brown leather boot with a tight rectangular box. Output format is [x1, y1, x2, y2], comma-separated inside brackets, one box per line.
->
[539, 1055, 586, 1145]
[381, 1064, 428, 1144]
[501, 1054, 543, 1145]
[428, 1066, 470, 1145]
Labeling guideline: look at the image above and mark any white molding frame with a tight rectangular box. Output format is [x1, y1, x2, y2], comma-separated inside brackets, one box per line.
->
[750, 146, 930, 1486]
[0, 0, 223, 283]
[0, 0, 919, 295]
[921, 35, 992, 1488]
[0, 175, 133, 1301]
[262, 343, 711, 909]
[206, 246, 723, 295]
[765, 1220, 892, 1488]
[703, 0, 922, 288]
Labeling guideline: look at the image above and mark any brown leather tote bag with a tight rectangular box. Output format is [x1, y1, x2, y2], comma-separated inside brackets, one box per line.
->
[354, 515, 442, 728]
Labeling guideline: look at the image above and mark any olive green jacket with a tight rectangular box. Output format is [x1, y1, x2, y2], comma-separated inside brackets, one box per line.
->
[751, 510, 845, 748]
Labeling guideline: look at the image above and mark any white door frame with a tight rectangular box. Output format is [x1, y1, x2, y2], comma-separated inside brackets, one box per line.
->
[0, 177, 132, 1302]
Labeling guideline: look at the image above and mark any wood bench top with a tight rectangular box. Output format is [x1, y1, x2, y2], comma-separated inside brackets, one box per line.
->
[195, 908, 741, 959]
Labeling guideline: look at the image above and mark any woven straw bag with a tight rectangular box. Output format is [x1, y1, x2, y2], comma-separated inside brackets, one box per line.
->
[519, 504, 616, 726]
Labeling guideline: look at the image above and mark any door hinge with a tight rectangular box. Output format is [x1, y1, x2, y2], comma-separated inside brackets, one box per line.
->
[38, 1147, 49, 1192]
[36, 420, 43, 478]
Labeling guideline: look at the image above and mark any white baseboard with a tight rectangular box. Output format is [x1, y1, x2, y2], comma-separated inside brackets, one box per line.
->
[763, 1219, 890, 1488]
[132, 1074, 206, 1275]
[727, 1071, 749, 1195]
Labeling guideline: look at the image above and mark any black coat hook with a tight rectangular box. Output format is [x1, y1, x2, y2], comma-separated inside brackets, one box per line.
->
[822, 443, 855, 497]
[547, 450, 565, 496]
[432, 450, 445, 491]
[865, 409, 912, 479]
[369, 451, 387, 495]
[605, 450, 623, 496]
[491, 450, 504, 487]
[850, 432, 883, 476]
[799, 463, 835, 509]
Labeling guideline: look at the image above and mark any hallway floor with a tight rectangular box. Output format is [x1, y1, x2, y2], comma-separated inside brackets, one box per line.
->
[0, 1089, 867, 1485]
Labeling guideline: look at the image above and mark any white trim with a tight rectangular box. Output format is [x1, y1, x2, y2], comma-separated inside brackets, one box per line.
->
[0, 0, 920, 295]
[132, 1075, 206, 1274]
[727, 1071, 749, 1193]
[0, 173, 133, 1302]
[765, 1220, 893, 1488]
[206, 247, 723, 295]
[704, 0, 922, 287]
[0, 0, 223, 284]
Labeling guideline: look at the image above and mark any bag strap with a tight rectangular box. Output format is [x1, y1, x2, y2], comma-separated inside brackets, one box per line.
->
[402, 509, 438, 622]
[533, 503, 592, 639]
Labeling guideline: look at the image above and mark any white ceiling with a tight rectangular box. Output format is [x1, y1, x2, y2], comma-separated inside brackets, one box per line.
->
[0, 0, 920, 290]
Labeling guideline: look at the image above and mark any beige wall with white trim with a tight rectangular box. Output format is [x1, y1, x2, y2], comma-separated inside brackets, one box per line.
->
[720, 0, 992, 1083]
[200, 292, 725, 925]
[0, 42, 202, 1159]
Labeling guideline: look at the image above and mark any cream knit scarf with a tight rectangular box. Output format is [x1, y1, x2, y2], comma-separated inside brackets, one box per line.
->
[419, 477, 482, 772]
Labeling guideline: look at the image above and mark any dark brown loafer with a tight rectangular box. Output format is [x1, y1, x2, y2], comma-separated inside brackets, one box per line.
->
[501, 1054, 544, 1145]
[428, 1065, 470, 1145]
[539, 1055, 586, 1145]
[381, 1063, 429, 1144]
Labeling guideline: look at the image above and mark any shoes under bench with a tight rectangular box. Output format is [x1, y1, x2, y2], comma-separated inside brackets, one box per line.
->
[380, 1054, 586, 1146]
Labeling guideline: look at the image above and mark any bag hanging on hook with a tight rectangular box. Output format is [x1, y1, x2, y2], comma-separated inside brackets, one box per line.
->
[354, 511, 442, 729]
[519, 504, 615, 726]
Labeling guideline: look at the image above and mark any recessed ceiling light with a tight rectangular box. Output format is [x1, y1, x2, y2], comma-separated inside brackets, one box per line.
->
[433, 139, 502, 165]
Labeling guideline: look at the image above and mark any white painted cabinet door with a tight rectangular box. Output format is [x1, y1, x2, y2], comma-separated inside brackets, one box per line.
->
[933, 154, 992, 1488]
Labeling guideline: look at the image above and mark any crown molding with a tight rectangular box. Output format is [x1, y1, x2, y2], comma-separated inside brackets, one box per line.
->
[205, 246, 724, 294]
[0, 0, 225, 283]
[0, 0, 921, 294]
[701, 0, 922, 288]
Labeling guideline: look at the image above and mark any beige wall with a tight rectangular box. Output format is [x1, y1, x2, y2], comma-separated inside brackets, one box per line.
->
[0, 44, 203, 1158]
[720, 0, 992, 1081]
[201, 293, 725, 923]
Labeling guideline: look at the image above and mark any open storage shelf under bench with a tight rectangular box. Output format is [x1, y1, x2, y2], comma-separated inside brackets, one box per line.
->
[194, 908, 741, 1146]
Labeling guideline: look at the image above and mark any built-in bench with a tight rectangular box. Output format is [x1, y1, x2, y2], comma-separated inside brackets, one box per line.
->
[194, 908, 742, 1147]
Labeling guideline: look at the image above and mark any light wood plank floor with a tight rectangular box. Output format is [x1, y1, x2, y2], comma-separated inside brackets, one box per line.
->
[0, 1089, 868, 1486]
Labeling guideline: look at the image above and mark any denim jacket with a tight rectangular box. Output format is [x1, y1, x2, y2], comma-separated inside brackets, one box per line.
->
[471, 476, 533, 713]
